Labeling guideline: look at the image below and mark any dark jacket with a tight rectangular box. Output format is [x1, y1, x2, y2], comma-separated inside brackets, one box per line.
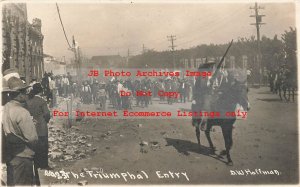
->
[193, 76, 212, 111]
[26, 95, 50, 137]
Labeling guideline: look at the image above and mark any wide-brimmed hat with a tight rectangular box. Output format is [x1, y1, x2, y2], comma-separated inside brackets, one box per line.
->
[198, 61, 216, 69]
[6, 77, 30, 92]
[2, 79, 10, 92]
[3, 68, 20, 81]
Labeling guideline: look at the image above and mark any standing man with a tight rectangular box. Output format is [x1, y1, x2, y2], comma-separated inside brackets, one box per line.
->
[116, 80, 123, 109]
[91, 80, 100, 104]
[29, 76, 38, 86]
[49, 75, 57, 108]
[67, 72, 73, 86]
[179, 79, 186, 103]
[2, 77, 39, 186]
[247, 68, 252, 86]
[62, 75, 69, 97]
[26, 83, 51, 173]
[81, 81, 92, 104]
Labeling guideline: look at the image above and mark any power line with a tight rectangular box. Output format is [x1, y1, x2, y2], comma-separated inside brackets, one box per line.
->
[56, 3, 72, 49]
[176, 7, 247, 48]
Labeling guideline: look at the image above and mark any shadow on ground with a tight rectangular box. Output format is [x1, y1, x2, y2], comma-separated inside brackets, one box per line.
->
[165, 137, 227, 164]
[256, 98, 283, 102]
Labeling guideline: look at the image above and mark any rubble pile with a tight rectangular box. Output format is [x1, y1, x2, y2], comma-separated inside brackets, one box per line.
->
[48, 125, 97, 162]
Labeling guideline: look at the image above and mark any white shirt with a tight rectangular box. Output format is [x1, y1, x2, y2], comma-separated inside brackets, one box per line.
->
[117, 83, 123, 94]
[49, 80, 56, 90]
[62, 77, 69, 85]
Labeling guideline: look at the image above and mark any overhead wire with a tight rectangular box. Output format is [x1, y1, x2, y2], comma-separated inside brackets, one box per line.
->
[56, 3, 72, 49]
[176, 7, 248, 48]
[55, 5, 249, 57]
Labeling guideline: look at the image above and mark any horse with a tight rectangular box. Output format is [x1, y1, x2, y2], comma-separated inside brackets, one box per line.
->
[192, 70, 249, 166]
[281, 68, 297, 102]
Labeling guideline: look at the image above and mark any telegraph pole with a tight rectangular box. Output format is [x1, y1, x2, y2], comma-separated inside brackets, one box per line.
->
[71, 35, 81, 84]
[127, 48, 130, 67]
[250, 2, 265, 86]
[142, 44, 146, 54]
[167, 35, 176, 69]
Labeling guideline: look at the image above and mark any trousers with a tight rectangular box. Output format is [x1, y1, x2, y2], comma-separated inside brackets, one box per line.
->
[7, 156, 37, 186]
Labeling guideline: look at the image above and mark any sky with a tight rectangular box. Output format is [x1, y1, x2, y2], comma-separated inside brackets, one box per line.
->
[25, 1, 296, 60]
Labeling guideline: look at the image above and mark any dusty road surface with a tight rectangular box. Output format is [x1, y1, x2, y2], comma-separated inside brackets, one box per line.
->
[39, 87, 298, 185]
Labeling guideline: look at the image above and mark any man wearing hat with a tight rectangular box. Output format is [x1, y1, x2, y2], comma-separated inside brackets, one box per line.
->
[91, 80, 100, 104]
[26, 83, 51, 174]
[2, 77, 39, 186]
[3, 68, 20, 82]
[2, 68, 21, 106]
[192, 62, 216, 132]
[29, 75, 38, 86]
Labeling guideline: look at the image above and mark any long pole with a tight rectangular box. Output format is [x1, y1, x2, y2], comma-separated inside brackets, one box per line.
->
[250, 2, 266, 86]
[167, 35, 177, 69]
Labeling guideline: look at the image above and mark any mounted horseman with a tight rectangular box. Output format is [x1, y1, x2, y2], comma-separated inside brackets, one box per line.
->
[191, 40, 250, 166]
[192, 60, 216, 131]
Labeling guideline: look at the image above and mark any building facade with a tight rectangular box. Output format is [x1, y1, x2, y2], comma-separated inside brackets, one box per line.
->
[2, 3, 44, 83]
[44, 54, 66, 76]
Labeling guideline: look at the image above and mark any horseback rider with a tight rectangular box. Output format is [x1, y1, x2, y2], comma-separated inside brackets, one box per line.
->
[192, 62, 216, 131]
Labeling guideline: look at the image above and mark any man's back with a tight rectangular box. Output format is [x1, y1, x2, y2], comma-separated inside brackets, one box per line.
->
[26, 96, 50, 136]
[2, 100, 38, 159]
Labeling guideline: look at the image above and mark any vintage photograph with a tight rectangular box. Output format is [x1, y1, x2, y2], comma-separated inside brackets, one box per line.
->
[1, 1, 298, 185]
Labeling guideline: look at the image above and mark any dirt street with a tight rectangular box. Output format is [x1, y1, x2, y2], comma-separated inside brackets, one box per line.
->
[40, 87, 298, 185]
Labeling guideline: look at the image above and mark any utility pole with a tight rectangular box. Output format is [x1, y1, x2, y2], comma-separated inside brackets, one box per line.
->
[167, 35, 176, 69]
[250, 2, 265, 86]
[70, 35, 81, 84]
[142, 44, 146, 54]
[126, 48, 130, 67]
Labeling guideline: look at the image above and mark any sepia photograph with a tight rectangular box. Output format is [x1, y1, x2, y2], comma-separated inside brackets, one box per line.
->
[1, 0, 299, 186]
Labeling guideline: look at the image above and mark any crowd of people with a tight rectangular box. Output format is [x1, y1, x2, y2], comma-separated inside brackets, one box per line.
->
[0, 68, 198, 185]
[39, 72, 195, 110]
[2, 69, 51, 186]
[75, 76, 194, 110]
[2, 63, 294, 185]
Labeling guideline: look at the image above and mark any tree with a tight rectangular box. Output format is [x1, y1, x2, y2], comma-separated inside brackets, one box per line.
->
[281, 27, 297, 69]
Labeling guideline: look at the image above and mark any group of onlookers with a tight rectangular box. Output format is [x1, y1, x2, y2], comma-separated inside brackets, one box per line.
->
[2, 68, 51, 186]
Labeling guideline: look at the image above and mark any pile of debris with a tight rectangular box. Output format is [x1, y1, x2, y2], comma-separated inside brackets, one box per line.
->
[48, 125, 97, 162]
